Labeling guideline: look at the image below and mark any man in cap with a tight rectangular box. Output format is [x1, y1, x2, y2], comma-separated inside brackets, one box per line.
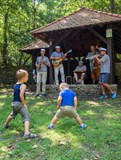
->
[35, 48, 50, 97]
[86, 44, 99, 83]
[95, 47, 116, 99]
[50, 46, 66, 85]
[73, 61, 87, 84]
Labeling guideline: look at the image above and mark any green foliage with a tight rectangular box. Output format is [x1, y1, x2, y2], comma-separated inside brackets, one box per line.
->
[0, 0, 121, 66]
[0, 92, 121, 159]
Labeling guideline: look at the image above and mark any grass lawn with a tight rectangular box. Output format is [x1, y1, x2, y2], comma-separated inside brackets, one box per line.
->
[0, 90, 121, 160]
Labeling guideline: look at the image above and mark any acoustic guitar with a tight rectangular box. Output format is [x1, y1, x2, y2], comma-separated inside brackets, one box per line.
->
[52, 49, 72, 67]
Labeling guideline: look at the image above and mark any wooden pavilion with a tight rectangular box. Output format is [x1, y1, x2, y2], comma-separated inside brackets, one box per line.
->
[29, 8, 121, 84]
[20, 40, 49, 71]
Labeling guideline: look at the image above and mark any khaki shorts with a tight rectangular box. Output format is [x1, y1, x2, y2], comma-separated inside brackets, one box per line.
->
[54, 106, 79, 118]
[10, 102, 29, 122]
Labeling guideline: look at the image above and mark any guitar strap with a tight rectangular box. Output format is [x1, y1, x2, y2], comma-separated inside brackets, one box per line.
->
[37, 56, 44, 70]
[60, 52, 63, 64]
[40, 56, 44, 63]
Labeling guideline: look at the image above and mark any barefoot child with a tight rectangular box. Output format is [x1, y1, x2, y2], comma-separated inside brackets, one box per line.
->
[48, 83, 87, 129]
[4, 69, 36, 139]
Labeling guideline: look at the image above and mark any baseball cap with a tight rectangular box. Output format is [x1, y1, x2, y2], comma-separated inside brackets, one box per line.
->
[79, 60, 83, 64]
[40, 48, 46, 52]
[55, 46, 60, 49]
[99, 47, 107, 51]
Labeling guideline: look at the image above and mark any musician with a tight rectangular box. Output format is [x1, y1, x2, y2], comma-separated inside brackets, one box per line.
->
[35, 48, 50, 97]
[86, 45, 99, 83]
[50, 46, 66, 85]
[86, 45, 99, 72]
[73, 61, 87, 85]
[95, 47, 116, 99]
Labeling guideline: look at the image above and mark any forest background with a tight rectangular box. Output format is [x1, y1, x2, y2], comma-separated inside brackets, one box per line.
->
[0, 0, 121, 67]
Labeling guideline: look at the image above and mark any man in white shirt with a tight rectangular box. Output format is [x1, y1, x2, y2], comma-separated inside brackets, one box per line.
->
[35, 49, 50, 97]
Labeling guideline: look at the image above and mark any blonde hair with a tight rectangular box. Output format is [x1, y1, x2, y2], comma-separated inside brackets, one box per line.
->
[16, 69, 28, 81]
[59, 83, 69, 90]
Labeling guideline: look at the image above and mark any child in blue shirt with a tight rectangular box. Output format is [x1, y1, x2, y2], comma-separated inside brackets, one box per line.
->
[4, 69, 36, 139]
[48, 83, 87, 129]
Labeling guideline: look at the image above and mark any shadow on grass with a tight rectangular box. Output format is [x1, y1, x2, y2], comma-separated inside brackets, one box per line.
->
[1, 94, 121, 159]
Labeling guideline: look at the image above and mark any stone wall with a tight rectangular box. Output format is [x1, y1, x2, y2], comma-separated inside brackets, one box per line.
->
[115, 63, 121, 84]
[45, 84, 117, 99]
[0, 65, 33, 85]
[27, 84, 117, 99]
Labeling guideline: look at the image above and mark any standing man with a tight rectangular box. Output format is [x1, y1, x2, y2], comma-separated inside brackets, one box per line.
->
[95, 47, 116, 99]
[50, 46, 66, 85]
[86, 45, 99, 73]
[35, 48, 50, 97]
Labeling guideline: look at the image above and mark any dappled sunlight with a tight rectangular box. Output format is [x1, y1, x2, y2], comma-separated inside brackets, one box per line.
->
[0, 102, 5, 108]
[35, 101, 46, 106]
[103, 102, 111, 107]
[103, 112, 120, 120]
[3, 129, 20, 138]
[85, 110, 96, 115]
[87, 101, 101, 107]
[37, 126, 82, 147]
[0, 95, 7, 99]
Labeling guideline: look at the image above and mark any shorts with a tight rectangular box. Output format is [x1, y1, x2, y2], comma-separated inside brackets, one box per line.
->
[54, 106, 79, 118]
[77, 72, 87, 79]
[10, 102, 29, 122]
[99, 73, 110, 83]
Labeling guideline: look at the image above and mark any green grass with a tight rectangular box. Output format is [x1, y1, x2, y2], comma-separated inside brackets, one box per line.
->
[0, 92, 121, 160]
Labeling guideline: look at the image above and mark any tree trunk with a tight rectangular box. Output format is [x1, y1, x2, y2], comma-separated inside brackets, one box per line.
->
[33, 0, 36, 29]
[110, 0, 114, 13]
[2, 12, 8, 66]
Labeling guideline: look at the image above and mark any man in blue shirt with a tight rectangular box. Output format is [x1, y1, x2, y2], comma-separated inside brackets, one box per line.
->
[48, 83, 87, 129]
[50, 46, 66, 85]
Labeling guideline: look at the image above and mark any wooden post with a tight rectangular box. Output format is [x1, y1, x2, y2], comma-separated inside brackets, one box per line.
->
[106, 25, 115, 83]
[48, 40, 54, 84]
[63, 40, 71, 76]
[32, 54, 36, 70]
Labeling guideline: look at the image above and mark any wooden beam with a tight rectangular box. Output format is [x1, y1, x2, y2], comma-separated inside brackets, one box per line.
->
[50, 29, 73, 50]
[48, 41, 54, 84]
[63, 40, 71, 76]
[113, 27, 121, 31]
[107, 25, 115, 83]
[88, 27, 107, 44]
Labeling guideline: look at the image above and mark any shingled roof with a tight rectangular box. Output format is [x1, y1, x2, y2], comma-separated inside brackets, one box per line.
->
[20, 40, 49, 52]
[30, 8, 121, 34]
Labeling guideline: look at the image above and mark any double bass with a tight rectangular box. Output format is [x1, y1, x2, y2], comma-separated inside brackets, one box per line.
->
[86, 53, 101, 83]
[91, 59, 100, 83]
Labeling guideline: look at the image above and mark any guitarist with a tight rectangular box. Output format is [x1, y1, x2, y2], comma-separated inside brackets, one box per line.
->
[35, 48, 50, 97]
[50, 46, 66, 85]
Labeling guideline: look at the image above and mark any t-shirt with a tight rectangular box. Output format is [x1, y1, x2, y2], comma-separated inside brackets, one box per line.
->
[74, 65, 87, 73]
[59, 89, 76, 107]
[51, 51, 64, 58]
[35, 56, 50, 72]
[13, 84, 25, 102]
[101, 54, 110, 73]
